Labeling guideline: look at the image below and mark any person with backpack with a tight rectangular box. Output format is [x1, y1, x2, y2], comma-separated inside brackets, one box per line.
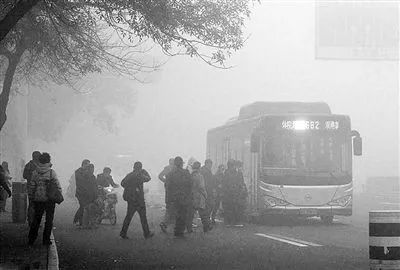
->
[120, 161, 154, 239]
[28, 152, 62, 246]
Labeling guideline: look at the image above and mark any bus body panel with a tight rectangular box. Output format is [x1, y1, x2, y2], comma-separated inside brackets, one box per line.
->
[207, 103, 356, 218]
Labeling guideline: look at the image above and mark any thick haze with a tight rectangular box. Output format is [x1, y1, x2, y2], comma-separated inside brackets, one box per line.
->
[30, 2, 399, 191]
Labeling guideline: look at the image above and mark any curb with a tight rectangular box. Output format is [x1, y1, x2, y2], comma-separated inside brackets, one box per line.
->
[47, 231, 59, 270]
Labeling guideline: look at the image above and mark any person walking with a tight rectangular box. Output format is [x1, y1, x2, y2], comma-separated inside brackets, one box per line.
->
[0, 161, 11, 212]
[211, 164, 225, 224]
[23, 151, 42, 224]
[166, 156, 192, 238]
[28, 153, 62, 246]
[186, 162, 211, 233]
[73, 159, 95, 226]
[0, 164, 12, 214]
[120, 162, 154, 239]
[221, 159, 245, 226]
[200, 159, 216, 223]
[158, 158, 175, 233]
[81, 164, 98, 229]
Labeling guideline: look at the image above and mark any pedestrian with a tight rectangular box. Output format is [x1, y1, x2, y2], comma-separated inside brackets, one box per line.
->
[73, 159, 95, 226]
[236, 160, 248, 223]
[81, 164, 98, 229]
[96, 167, 119, 188]
[120, 161, 154, 239]
[0, 164, 12, 214]
[23, 151, 41, 225]
[186, 161, 211, 233]
[28, 152, 62, 246]
[0, 161, 11, 212]
[221, 159, 245, 226]
[158, 158, 175, 233]
[200, 159, 216, 223]
[166, 156, 192, 238]
[211, 164, 225, 224]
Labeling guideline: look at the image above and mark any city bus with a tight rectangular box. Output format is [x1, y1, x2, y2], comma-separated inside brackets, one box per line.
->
[207, 102, 362, 223]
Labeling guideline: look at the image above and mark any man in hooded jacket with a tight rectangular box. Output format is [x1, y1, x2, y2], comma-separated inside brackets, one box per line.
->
[120, 161, 154, 239]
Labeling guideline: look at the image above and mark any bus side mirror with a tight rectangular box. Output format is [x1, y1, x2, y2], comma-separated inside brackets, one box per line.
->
[250, 134, 260, 153]
[353, 136, 362, 156]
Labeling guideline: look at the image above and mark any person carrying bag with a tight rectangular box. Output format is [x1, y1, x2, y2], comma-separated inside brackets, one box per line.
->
[28, 153, 63, 246]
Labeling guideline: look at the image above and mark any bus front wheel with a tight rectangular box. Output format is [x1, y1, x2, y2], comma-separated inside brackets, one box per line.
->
[320, 215, 334, 224]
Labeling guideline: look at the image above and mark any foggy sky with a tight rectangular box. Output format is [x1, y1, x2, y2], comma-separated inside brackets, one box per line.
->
[30, 2, 399, 190]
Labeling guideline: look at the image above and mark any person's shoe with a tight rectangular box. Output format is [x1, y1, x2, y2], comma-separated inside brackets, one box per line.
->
[145, 232, 154, 239]
[159, 222, 167, 233]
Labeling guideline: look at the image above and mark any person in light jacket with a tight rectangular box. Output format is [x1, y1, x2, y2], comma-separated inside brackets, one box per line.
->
[186, 161, 211, 233]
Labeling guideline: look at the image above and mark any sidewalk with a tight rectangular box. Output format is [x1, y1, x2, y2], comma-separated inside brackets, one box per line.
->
[0, 203, 59, 270]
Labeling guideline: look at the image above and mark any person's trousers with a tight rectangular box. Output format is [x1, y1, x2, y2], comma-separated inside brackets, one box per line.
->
[173, 201, 187, 236]
[212, 195, 221, 220]
[162, 202, 175, 225]
[186, 206, 209, 232]
[27, 200, 35, 226]
[73, 199, 85, 225]
[120, 202, 150, 237]
[28, 201, 55, 244]
[222, 200, 237, 225]
[205, 196, 215, 220]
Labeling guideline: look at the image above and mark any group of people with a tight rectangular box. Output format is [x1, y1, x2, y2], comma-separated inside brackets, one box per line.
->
[157, 157, 248, 238]
[72, 160, 119, 229]
[2, 150, 250, 244]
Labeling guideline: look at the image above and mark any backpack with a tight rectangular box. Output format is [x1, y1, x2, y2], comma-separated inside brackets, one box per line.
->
[33, 170, 50, 202]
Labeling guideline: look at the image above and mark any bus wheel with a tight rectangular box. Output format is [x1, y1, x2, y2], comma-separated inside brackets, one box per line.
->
[320, 215, 334, 224]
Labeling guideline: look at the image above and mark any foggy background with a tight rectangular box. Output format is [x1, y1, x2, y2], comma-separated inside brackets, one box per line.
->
[3, 2, 399, 193]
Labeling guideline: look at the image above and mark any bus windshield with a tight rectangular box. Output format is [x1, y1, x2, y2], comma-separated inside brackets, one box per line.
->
[262, 132, 351, 173]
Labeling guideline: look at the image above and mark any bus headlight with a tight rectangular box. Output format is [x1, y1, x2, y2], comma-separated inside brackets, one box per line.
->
[328, 195, 352, 207]
[264, 195, 289, 207]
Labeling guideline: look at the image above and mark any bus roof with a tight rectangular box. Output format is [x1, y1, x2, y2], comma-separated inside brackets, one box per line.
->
[238, 102, 331, 120]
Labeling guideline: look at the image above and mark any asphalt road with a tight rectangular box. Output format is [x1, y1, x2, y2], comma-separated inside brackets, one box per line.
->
[53, 192, 395, 270]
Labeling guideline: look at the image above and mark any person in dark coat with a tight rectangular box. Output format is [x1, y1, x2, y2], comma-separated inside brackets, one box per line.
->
[0, 165, 12, 212]
[221, 159, 245, 226]
[0, 161, 11, 212]
[120, 161, 154, 239]
[158, 158, 175, 233]
[166, 156, 192, 237]
[73, 159, 96, 225]
[200, 159, 216, 222]
[23, 151, 41, 225]
[211, 164, 225, 223]
[96, 167, 119, 188]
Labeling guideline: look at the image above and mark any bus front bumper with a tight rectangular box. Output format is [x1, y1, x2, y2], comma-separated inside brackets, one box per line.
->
[261, 205, 352, 217]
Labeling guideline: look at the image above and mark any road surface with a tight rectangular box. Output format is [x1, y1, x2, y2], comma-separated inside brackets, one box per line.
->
[53, 191, 397, 270]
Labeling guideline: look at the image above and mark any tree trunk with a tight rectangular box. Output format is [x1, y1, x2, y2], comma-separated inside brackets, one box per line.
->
[0, 50, 24, 132]
[0, 0, 41, 43]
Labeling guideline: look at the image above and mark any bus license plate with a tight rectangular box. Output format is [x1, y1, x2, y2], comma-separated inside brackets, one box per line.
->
[300, 209, 317, 215]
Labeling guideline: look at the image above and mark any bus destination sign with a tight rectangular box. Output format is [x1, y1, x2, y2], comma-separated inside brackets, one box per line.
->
[281, 120, 339, 130]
